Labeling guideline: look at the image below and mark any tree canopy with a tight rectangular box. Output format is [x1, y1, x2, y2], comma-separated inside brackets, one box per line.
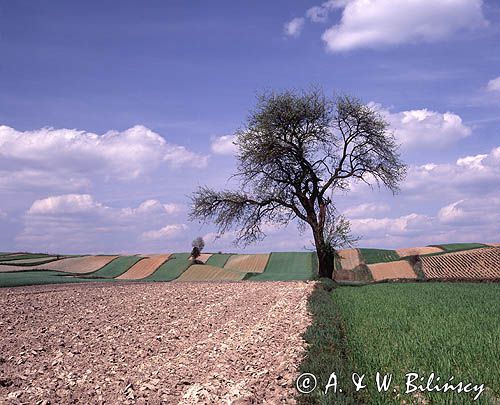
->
[190, 89, 406, 278]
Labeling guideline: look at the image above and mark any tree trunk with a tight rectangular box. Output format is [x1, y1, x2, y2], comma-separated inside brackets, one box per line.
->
[312, 226, 335, 279]
[316, 246, 334, 279]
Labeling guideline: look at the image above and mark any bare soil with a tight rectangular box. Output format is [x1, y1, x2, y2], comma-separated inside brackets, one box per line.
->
[421, 247, 500, 280]
[337, 249, 361, 270]
[224, 254, 270, 273]
[395, 246, 443, 257]
[116, 255, 171, 280]
[0, 281, 314, 404]
[368, 260, 417, 282]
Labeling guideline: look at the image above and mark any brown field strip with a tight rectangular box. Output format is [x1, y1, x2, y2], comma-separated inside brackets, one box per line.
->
[0, 256, 118, 273]
[396, 246, 443, 257]
[223, 254, 270, 273]
[421, 247, 500, 280]
[175, 265, 246, 282]
[116, 254, 171, 280]
[487, 243, 500, 247]
[338, 249, 361, 270]
[368, 260, 417, 282]
[188, 253, 213, 263]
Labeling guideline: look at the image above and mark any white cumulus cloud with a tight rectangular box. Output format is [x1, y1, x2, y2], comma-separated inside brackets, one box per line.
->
[344, 202, 389, 218]
[370, 104, 471, 149]
[18, 194, 186, 253]
[28, 194, 102, 215]
[403, 147, 500, 198]
[486, 76, 500, 92]
[284, 17, 305, 37]
[0, 124, 208, 192]
[211, 135, 237, 155]
[141, 224, 188, 241]
[320, 0, 487, 52]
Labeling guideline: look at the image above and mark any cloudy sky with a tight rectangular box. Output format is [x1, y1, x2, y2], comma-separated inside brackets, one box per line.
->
[1, 0, 499, 254]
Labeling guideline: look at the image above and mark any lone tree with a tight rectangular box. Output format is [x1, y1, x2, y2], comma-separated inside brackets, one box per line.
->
[190, 236, 205, 261]
[190, 89, 406, 278]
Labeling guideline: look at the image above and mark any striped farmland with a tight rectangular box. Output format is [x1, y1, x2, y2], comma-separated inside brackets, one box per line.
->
[368, 260, 417, 282]
[205, 253, 232, 267]
[338, 249, 361, 270]
[421, 247, 500, 280]
[188, 253, 213, 263]
[116, 254, 170, 280]
[144, 253, 191, 282]
[0, 256, 118, 274]
[175, 264, 245, 282]
[0, 256, 63, 266]
[85, 256, 142, 278]
[248, 252, 315, 281]
[396, 246, 443, 257]
[224, 254, 270, 273]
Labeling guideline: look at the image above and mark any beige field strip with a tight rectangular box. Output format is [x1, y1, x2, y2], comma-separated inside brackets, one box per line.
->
[396, 246, 443, 257]
[0, 256, 118, 273]
[116, 254, 171, 280]
[0, 264, 41, 273]
[487, 243, 500, 247]
[368, 260, 417, 282]
[338, 249, 361, 270]
[176, 264, 246, 282]
[223, 254, 270, 273]
[421, 247, 500, 280]
[188, 253, 213, 263]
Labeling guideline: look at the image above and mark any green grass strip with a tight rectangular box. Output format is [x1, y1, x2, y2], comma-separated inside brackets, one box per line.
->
[358, 248, 399, 264]
[430, 243, 488, 252]
[84, 256, 142, 278]
[248, 252, 315, 281]
[297, 279, 362, 405]
[0, 270, 115, 288]
[144, 253, 191, 281]
[205, 253, 232, 267]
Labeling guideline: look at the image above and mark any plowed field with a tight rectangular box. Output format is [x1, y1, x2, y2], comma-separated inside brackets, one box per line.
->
[175, 265, 246, 282]
[224, 253, 270, 273]
[116, 255, 171, 280]
[421, 247, 500, 280]
[368, 260, 417, 282]
[396, 246, 443, 257]
[338, 249, 361, 270]
[0, 281, 314, 404]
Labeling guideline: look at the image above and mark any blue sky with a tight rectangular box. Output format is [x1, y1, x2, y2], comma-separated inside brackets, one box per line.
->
[0, 0, 499, 254]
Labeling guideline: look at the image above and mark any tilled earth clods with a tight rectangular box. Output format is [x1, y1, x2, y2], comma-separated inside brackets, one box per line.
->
[0, 281, 314, 404]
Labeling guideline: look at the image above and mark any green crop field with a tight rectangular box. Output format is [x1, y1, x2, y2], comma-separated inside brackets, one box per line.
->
[206, 253, 232, 267]
[0, 257, 63, 266]
[358, 248, 400, 264]
[299, 282, 500, 404]
[0, 270, 113, 288]
[431, 243, 488, 253]
[84, 256, 142, 278]
[247, 252, 315, 281]
[144, 253, 191, 281]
